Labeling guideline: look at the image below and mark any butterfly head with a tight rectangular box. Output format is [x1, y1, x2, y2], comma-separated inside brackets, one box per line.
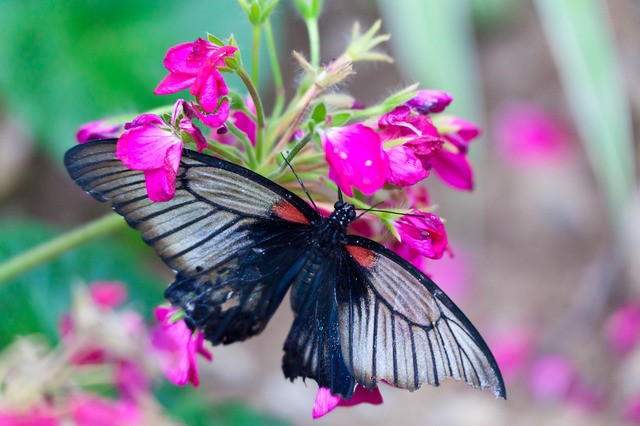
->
[331, 200, 357, 229]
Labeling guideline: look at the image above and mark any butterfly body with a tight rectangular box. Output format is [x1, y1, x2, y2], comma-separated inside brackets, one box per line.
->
[65, 139, 505, 401]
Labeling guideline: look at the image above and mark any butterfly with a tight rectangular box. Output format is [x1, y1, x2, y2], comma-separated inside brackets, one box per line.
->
[64, 139, 506, 400]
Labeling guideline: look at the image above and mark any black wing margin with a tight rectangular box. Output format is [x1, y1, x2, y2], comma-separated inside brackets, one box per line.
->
[338, 236, 506, 399]
[64, 139, 321, 344]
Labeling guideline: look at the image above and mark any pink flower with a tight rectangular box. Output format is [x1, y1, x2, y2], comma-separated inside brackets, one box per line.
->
[528, 354, 576, 403]
[394, 210, 448, 260]
[150, 306, 212, 387]
[67, 393, 141, 426]
[89, 281, 127, 310]
[493, 102, 571, 167]
[322, 124, 389, 196]
[405, 89, 453, 114]
[312, 385, 383, 419]
[0, 405, 59, 426]
[155, 38, 237, 124]
[116, 100, 207, 202]
[430, 116, 480, 191]
[76, 120, 123, 144]
[605, 302, 640, 355]
[378, 107, 443, 187]
[212, 96, 256, 146]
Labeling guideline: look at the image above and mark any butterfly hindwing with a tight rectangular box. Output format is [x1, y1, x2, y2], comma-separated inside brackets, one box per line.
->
[64, 139, 321, 343]
[338, 236, 506, 398]
[282, 252, 356, 399]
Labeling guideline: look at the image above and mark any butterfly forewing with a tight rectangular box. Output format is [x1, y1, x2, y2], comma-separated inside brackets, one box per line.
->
[64, 139, 321, 343]
[339, 236, 506, 398]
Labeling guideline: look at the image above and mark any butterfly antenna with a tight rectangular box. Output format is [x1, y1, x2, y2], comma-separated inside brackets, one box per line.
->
[355, 204, 427, 219]
[280, 153, 320, 213]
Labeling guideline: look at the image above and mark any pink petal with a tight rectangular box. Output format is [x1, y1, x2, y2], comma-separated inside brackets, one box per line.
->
[124, 113, 164, 129]
[386, 145, 429, 186]
[312, 388, 341, 419]
[625, 395, 640, 423]
[154, 72, 196, 95]
[178, 117, 208, 152]
[67, 393, 141, 426]
[76, 120, 122, 144]
[338, 385, 383, 407]
[406, 89, 453, 114]
[163, 40, 210, 75]
[192, 100, 230, 129]
[151, 306, 211, 387]
[439, 117, 480, 153]
[88, 281, 128, 310]
[430, 150, 474, 191]
[323, 124, 389, 197]
[116, 124, 180, 170]
[0, 407, 59, 426]
[395, 211, 448, 259]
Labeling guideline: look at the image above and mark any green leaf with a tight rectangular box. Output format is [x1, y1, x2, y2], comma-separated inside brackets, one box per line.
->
[0, 220, 165, 347]
[330, 112, 352, 127]
[207, 33, 225, 46]
[310, 102, 326, 124]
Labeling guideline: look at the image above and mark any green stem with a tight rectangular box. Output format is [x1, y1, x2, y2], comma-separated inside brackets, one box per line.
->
[205, 141, 246, 165]
[251, 23, 261, 88]
[264, 18, 285, 120]
[305, 16, 320, 68]
[265, 132, 314, 178]
[235, 67, 266, 163]
[0, 214, 125, 284]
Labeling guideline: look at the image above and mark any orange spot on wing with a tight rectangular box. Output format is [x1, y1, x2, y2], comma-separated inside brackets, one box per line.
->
[272, 200, 310, 224]
[346, 245, 376, 268]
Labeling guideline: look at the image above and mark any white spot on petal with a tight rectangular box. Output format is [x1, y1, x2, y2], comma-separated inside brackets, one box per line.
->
[339, 152, 348, 160]
[364, 160, 372, 166]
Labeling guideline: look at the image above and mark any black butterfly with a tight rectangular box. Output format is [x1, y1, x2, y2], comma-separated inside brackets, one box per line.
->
[64, 139, 505, 400]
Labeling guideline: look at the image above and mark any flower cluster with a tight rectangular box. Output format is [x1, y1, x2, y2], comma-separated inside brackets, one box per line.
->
[0, 282, 211, 424]
[73, 4, 483, 419]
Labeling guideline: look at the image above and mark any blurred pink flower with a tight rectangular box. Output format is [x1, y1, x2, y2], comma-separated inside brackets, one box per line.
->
[421, 243, 470, 301]
[489, 327, 535, 383]
[493, 102, 570, 167]
[0, 405, 59, 426]
[150, 306, 212, 387]
[67, 393, 141, 426]
[528, 354, 576, 403]
[394, 210, 448, 260]
[115, 360, 150, 399]
[89, 281, 128, 310]
[605, 302, 640, 355]
[116, 100, 206, 202]
[155, 38, 237, 117]
[312, 385, 383, 419]
[76, 120, 122, 144]
[625, 395, 640, 423]
[322, 124, 389, 196]
[405, 89, 453, 114]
